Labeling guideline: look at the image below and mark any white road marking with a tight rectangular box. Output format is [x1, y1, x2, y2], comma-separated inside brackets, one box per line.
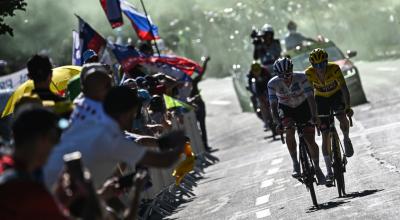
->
[267, 167, 280, 175]
[261, 178, 274, 188]
[276, 179, 290, 185]
[255, 194, 270, 206]
[376, 67, 398, 72]
[294, 182, 302, 187]
[256, 209, 271, 218]
[271, 158, 283, 165]
[209, 100, 231, 106]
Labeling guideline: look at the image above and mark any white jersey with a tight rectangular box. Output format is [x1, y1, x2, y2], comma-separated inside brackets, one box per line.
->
[268, 72, 314, 108]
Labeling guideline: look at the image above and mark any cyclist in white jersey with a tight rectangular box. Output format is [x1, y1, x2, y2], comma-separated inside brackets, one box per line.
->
[268, 57, 325, 184]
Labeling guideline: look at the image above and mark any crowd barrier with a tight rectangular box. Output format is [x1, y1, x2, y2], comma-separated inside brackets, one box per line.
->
[142, 110, 206, 199]
[137, 108, 220, 219]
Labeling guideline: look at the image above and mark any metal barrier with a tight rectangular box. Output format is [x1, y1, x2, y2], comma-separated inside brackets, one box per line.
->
[138, 109, 219, 219]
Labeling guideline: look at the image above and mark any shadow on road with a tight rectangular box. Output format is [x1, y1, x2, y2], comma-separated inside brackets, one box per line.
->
[306, 200, 350, 213]
[306, 189, 383, 213]
[342, 189, 384, 199]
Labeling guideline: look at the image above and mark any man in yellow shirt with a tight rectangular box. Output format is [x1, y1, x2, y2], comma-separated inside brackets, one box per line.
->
[305, 48, 354, 186]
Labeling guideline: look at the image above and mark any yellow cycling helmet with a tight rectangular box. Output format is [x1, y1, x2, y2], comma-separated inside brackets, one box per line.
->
[309, 48, 328, 64]
[251, 62, 262, 75]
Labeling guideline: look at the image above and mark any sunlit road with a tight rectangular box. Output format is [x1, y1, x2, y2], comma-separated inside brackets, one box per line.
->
[169, 59, 400, 220]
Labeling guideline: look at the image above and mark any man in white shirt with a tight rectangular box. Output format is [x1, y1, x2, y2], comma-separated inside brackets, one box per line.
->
[284, 21, 316, 51]
[69, 63, 113, 126]
[44, 86, 185, 189]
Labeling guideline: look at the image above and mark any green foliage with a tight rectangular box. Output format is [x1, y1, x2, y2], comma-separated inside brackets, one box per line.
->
[0, 0, 27, 36]
[1, 0, 400, 76]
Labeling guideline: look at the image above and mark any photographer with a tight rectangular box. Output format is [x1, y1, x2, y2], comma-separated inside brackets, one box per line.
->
[252, 24, 282, 73]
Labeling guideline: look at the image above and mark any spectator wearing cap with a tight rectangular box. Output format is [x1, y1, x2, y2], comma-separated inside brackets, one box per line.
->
[69, 63, 112, 126]
[82, 49, 99, 64]
[27, 54, 66, 102]
[44, 86, 185, 189]
[121, 79, 164, 146]
[66, 50, 100, 101]
[0, 106, 68, 219]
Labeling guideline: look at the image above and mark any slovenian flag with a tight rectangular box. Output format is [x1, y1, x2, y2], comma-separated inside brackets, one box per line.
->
[148, 55, 204, 76]
[109, 43, 145, 73]
[76, 15, 107, 64]
[110, 43, 202, 77]
[120, 0, 160, 41]
[100, 0, 124, 28]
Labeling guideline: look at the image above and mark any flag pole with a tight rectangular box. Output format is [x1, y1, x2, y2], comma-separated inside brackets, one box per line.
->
[139, 0, 161, 57]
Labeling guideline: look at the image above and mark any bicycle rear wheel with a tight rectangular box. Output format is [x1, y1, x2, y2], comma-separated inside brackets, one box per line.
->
[332, 132, 346, 197]
[300, 142, 318, 208]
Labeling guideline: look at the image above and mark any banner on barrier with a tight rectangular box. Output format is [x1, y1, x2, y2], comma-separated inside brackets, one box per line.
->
[0, 68, 28, 90]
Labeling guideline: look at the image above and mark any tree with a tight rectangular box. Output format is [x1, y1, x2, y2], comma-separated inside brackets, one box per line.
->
[0, 0, 27, 36]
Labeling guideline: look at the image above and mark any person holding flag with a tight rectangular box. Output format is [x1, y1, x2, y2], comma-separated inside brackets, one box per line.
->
[76, 15, 107, 65]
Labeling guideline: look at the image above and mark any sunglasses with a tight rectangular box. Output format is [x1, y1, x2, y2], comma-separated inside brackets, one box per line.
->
[312, 61, 327, 69]
[278, 73, 292, 79]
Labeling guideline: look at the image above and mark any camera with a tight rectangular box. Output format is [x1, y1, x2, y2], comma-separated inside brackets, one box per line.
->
[250, 29, 263, 45]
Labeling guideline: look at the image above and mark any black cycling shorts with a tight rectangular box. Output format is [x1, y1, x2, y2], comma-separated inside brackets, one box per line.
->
[278, 100, 312, 126]
[315, 91, 346, 131]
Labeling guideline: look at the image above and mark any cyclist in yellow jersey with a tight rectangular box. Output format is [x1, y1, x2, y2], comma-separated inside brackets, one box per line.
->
[305, 48, 354, 186]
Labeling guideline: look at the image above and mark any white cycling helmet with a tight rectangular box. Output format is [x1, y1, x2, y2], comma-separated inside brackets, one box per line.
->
[261, 24, 274, 34]
[273, 57, 293, 76]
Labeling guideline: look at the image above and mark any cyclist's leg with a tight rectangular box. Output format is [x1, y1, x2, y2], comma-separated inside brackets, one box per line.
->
[278, 104, 299, 177]
[286, 126, 299, 177]
[315, 95, 333, 176]
[333, 91, 353, 157]
[294, 101, 326, 183]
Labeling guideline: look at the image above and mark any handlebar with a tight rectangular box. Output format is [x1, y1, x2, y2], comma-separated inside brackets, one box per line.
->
[278, 122, 320, 145]
[317, 112, 353, 127]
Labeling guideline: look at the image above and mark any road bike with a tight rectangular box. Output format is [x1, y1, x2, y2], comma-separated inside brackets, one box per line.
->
[281, 123, 319, 208]
[318, 110, 353, 197]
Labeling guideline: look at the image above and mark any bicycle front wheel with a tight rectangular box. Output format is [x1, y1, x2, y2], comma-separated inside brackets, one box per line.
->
[332, 132, 346, 197]
[300, 142, 319, 208]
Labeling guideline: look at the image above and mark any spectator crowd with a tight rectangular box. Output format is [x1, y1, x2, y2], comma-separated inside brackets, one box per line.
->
[0, 44, 213, 219]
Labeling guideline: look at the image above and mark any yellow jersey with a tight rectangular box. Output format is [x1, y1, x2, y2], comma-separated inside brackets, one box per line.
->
[305, 62, 346, 97]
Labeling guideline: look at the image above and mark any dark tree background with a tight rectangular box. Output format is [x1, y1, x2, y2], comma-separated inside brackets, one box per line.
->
[0, 0, 27, 36]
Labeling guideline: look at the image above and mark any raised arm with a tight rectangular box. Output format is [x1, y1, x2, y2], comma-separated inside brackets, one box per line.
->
[194, 56, 211, 83]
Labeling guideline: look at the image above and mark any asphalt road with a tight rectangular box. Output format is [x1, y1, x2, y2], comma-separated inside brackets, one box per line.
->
[169, 59, 400, 220]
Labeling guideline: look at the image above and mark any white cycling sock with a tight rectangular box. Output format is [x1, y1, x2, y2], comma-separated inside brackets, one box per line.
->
[324, 156, 333, 174]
